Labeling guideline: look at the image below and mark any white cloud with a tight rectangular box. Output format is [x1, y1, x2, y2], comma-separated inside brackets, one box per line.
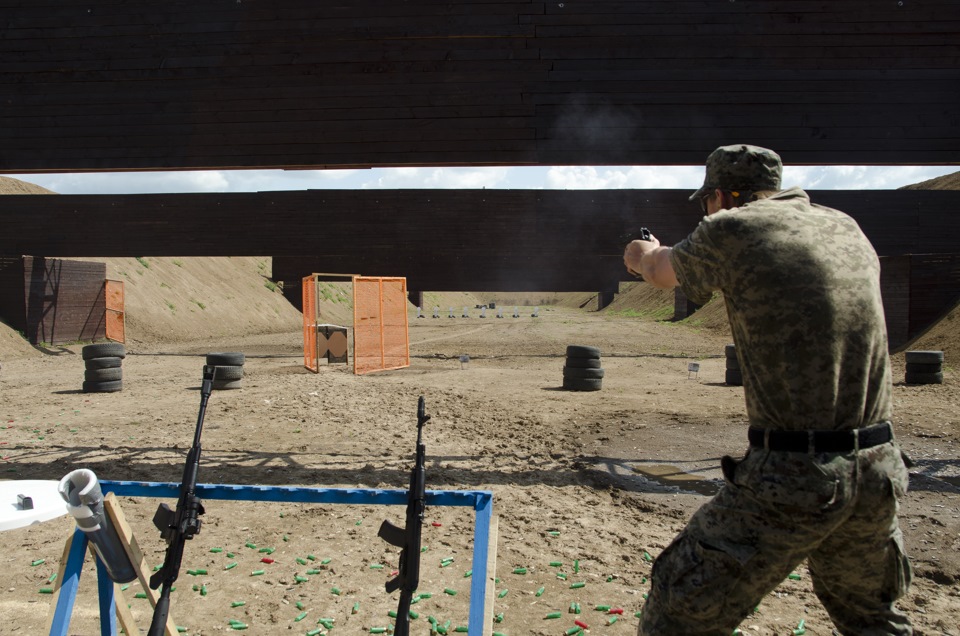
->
[5, 165, 956, 194]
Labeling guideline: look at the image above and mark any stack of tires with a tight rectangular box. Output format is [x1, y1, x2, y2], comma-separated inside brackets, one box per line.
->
[82, 343, 126, 393]
[563, 345, 604, 391]
[724, 344, 742, 386]
[905, 350, 944, 385]
[206, 352, 245, 390]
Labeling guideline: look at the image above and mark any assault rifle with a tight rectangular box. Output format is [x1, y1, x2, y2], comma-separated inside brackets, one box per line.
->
[147, 365, 216, 636]
[378, 396, 430, 636]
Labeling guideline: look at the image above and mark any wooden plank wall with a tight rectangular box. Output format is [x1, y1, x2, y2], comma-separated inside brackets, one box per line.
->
[1, 189, 957, 261]
[22, 256, 106, 345]
[1, 0, 958, 172]
[0, 257, 27, 333]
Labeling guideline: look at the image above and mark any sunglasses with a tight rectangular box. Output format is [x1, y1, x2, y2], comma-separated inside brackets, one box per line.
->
[698, 192, 713, 214]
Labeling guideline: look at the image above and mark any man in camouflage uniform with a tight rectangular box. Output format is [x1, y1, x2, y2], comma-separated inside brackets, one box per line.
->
[623, 145, 913, 635]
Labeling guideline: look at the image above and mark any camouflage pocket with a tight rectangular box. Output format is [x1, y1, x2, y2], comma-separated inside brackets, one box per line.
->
[658, 534, 755, 622]
[880, 528, 912, 603]
[741, 451, 853, 514]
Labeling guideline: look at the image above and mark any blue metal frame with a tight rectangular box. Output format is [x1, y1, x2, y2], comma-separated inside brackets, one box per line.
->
[72, 481, 494, 635]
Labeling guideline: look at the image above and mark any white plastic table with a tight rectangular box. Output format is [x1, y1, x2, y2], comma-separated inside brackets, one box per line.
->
[0, 480, 67, 531]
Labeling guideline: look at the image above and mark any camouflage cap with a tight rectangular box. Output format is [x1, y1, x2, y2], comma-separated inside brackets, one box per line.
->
[689, 144, 783, 201]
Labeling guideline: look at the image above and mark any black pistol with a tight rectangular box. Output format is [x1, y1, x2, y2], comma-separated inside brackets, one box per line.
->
[378, 396, 430, 636]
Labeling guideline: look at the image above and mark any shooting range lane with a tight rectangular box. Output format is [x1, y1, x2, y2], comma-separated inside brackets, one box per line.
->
[0, 304, 957, 634]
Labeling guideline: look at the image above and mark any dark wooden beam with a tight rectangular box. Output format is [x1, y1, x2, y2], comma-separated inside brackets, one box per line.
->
[1, 0, 957, 171]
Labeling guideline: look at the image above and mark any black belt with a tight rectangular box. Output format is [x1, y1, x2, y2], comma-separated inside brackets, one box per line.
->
[748, 422, 892, 454]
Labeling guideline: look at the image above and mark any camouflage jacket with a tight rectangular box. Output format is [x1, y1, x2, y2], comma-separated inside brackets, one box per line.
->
[670, 187, 892, 431]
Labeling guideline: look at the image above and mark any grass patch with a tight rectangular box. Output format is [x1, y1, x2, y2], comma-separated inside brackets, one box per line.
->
[172, 259, 183, 268]
[165, 301, 176, 312]
[264, 280, 278, 292]
[191, 299, 206, 310]
[135, 256, 150, 268]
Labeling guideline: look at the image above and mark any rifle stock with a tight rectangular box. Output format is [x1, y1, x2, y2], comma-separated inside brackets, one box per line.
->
[378, 396, 430, 636]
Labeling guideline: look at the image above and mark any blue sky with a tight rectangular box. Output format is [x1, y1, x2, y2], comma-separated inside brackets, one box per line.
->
[5, 164, 957, 195]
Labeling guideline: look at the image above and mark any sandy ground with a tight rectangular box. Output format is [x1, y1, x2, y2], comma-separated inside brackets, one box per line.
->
[1, 306, 958, 636]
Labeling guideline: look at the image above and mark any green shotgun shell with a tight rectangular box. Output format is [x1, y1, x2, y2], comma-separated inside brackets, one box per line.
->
[419, 592, 433, 599]
[570, 582, 586, 589]
[39, 588, 54, 594]
[549, 561, 563, 567]
[370, 563, 384, 569]
[331, 587, 341, 595]
[47, 573, 57, 584]
[463, 569, 472, 578]
[306, 569, 321, 575]
[788, 573, 802, 581]
[512, 567, 526, 575]
[643, 551, 653, 562]
[595, 605, 611, 612]
[229, 623, 248, 630]
[569, 602, 580, 614]
[370, 628, 388, 633]
[210, 547, 224, 553]
[245, 542, 257, 549]
[120, 584, 130, 591]
[260, 547, 275, 554]
[557, 573, 568, 580]
[455, 627, 469, 633]
[307, 554, 317, 561]
[31, 559, 45, 566]
[200, 584, 207, 596]
[307, 630, 323, 636]
[497, 589, 508, 598]
[353, 602, 360, 614]
[494, 613, 504, 623]
[444, 588, 457, 596]
[135, 592, 148, 599]
[321, 558, 332, 565]
[409, 610, 419, 620]
[608, 616, 618, 625]
[548, 531, 560, 537]
[297, 557, 308, 565]
[231, 601, 246, 607]
[567, 628, 583, 635]
[225, 562, 238, 570]
[295, 612, 308, 622]
[251, 570, 265, 576]
[536, 586, 545, 597]
[573, 560, 580, 573]
[388, 611, 398, 618]
[295, 575, 309, 583]
[296, 601, 304, 610]
[194, 569, 208, 575]
[545, 612, 562, 619]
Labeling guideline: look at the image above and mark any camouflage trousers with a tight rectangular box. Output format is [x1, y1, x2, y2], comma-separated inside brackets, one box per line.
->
[638, 434, 913, 636]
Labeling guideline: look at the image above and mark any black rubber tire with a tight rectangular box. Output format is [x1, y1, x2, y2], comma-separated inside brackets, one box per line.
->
[82, 342, 126, 360]
[565, 345, 601, 359]
[210, 365, 244, 381]
[565, 357, 602, 369]
[563, 367, 605, 379]
[725, 357, 740, 371]
[206, 352, 245, 366]
[213, 379, 243, 390]
[725, 369, 743, 386]
[905, 362, 943, 374]
[83, 380, 123, 393]
[85, 368, 123, 382]
[563, 377, 603, 391]
[904, 371, 943, 385]
[724, 343, 737, 359]
[904, 350, 944, 364]
[85, 356, 123, 370]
